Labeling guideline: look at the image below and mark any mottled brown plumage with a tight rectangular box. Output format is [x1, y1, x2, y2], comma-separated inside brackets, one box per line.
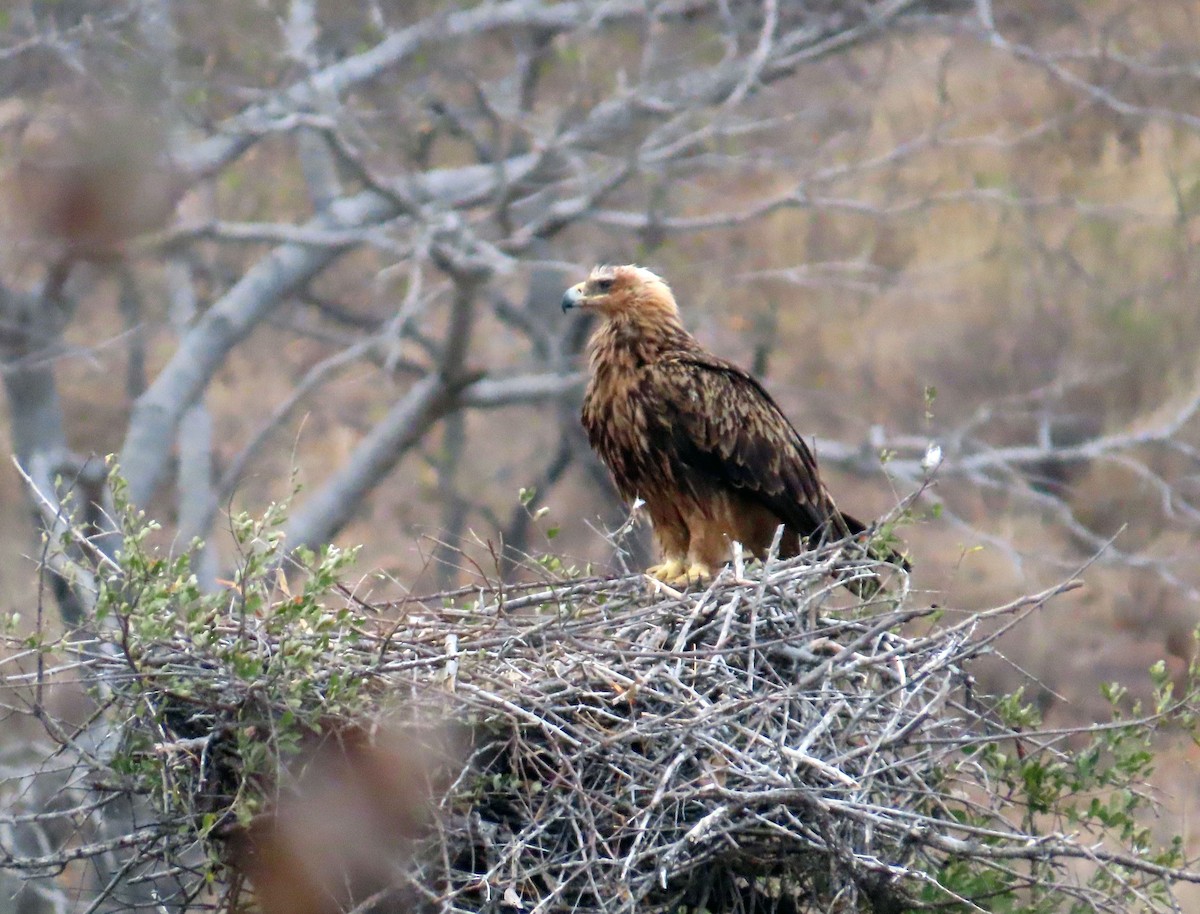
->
[562, 264, 904, 585]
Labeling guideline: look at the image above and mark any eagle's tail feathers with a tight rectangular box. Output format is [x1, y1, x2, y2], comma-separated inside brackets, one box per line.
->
[836, 510, 911, 573]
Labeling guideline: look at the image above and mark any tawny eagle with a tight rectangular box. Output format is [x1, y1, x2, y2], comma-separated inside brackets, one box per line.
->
[562, 264, 906, 587]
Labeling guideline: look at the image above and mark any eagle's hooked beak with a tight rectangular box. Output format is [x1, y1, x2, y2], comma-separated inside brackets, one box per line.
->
[561, 283, 585, 313]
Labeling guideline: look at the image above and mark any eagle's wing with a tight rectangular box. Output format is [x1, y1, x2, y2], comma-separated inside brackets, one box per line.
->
[642, 353, 859, 542]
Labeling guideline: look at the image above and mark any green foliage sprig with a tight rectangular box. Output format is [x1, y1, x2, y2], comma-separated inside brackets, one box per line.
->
[94, 475, 365, 833]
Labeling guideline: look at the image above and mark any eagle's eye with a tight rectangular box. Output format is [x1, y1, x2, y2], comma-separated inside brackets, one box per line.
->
[594, 278, 614, 293]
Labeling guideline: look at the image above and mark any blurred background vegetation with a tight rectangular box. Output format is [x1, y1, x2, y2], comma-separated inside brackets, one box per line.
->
[3, 0, 1200, 874]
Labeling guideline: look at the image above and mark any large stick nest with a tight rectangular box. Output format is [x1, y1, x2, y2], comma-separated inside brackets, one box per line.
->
[4, 544, 1193, 913]
[418, 560, 947, 914]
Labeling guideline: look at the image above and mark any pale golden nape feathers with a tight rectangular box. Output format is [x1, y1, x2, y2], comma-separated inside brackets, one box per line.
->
[561, 265, 686, 352]
[564, 263, 907, 590]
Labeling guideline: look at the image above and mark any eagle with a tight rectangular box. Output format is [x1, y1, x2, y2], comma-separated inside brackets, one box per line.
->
[562, 264, 906, 587]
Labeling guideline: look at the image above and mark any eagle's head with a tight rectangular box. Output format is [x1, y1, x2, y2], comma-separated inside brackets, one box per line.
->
[561, 264, 680, 322]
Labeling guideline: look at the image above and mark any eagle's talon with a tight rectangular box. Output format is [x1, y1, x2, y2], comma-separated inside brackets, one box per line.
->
[646, 559, 686, 582]
[666, 562, 713, 587]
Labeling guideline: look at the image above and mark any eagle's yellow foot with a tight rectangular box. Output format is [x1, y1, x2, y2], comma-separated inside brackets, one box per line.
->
[646, 558, 686, 582]
[666, 562, 713, 587]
